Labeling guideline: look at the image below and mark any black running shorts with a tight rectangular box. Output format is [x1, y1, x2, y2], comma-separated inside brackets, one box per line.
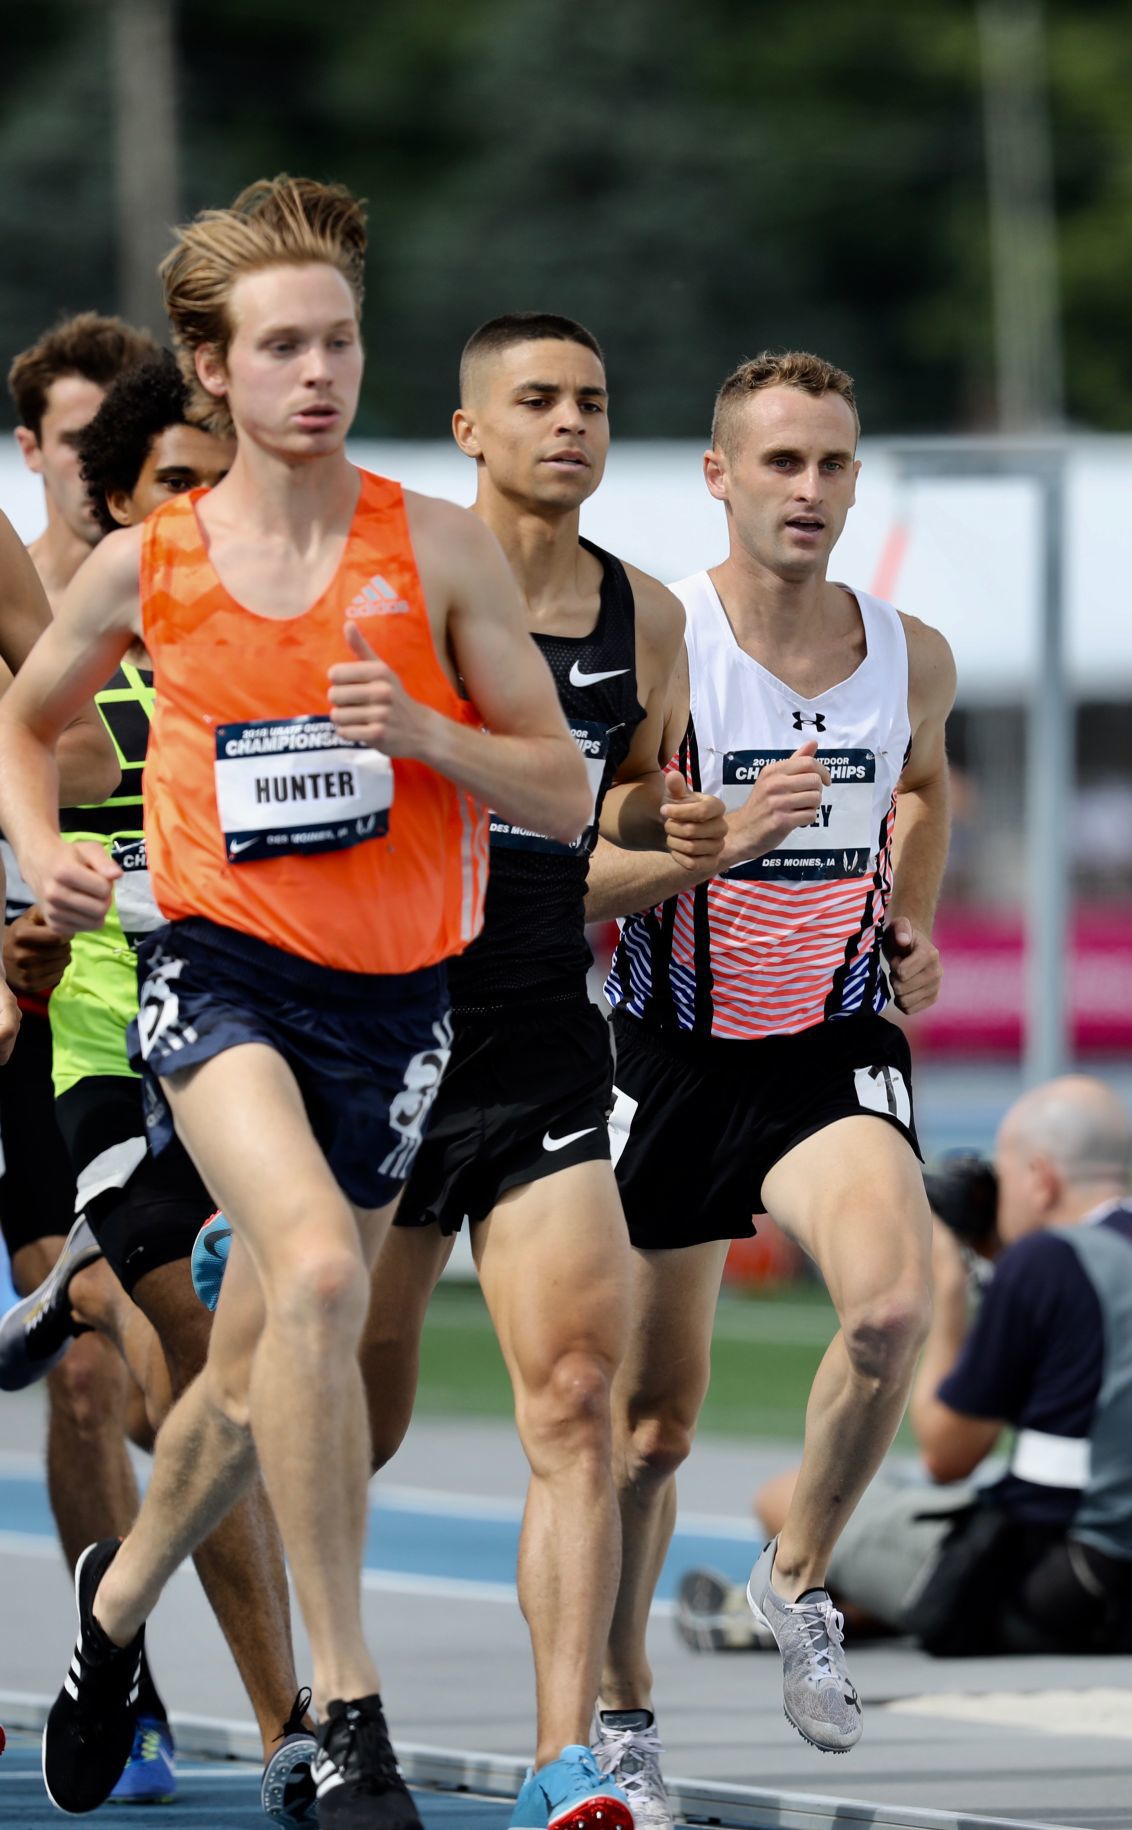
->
[395, 998, 614, 1235]
[610, 1009, 921, 1251]
[0, 1012, 76, 1260]
[55, 1074, 214, 1297]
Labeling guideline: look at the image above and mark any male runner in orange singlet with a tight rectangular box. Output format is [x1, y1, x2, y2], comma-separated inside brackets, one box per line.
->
[0, 175, 590, 1829]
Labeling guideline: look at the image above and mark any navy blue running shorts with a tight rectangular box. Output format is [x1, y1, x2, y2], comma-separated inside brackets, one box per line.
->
[128, 918, 452, 1212]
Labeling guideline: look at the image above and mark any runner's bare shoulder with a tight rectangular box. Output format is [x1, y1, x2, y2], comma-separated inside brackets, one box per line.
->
[402, 489, 514, 603]
[898, 611, 957, 721]
[62, 524, 145, 640]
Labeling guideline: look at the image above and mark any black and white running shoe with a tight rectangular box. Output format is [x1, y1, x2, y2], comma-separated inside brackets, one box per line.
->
[262, 1686, 318, 1826]
[42, 1538, 145, 1813]
[0, 1216, 101, 1392]
[312, 1695, 422, 1830]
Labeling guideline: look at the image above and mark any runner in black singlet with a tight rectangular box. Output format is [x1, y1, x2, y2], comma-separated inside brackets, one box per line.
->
[361, 314, 725, 1830]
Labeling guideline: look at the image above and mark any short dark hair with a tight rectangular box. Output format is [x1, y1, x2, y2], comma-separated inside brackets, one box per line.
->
[7, 312, 160, 438]
[711, 350, 859, 457]
[77, 350, 194, 535]
[459, 312, 604, 401]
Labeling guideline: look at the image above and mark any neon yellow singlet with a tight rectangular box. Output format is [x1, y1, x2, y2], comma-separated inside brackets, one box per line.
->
[50, 660, 158, 1096]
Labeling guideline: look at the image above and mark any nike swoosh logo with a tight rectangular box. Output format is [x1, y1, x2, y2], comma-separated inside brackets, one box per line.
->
[543, 1126, 598, 1152]
[569, 663, 629, 688]
[204, 1227, 232, 1260]
[228, 837, 258, 856]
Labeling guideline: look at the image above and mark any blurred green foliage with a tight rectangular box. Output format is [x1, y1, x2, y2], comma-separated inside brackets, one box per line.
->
[3, 0, 1132, 436]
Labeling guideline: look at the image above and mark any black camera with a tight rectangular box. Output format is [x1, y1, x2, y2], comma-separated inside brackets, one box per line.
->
[922, 1152, 999, 1246]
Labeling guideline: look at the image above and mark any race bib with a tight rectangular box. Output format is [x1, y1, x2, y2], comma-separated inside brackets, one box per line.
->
[721, 748, 877, 882]
[214, 715, 393, 865]
[490, 719, 608, 857]
[110, 836, 163, 943]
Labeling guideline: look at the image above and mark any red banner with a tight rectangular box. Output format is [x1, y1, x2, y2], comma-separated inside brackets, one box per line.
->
[913, 906, 1132, 1056]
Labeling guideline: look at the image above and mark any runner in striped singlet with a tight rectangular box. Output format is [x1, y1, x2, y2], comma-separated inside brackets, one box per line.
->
[0, 177, 590, 1830]
[586, 353, 956, 1779]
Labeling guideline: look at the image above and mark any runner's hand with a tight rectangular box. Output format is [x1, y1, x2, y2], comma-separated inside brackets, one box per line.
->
[0, 976, 19, 1063]
[29, 841, 119, 939]
[883, 917, 942, 1015]
[2, 905, 72, 995]
[328, 623, 437, 757]
[720, 740, 831, 870]
[660, 772, 728, 870]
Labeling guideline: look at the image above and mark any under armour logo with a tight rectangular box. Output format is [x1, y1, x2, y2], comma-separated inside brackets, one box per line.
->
[792, 710, 826, 732]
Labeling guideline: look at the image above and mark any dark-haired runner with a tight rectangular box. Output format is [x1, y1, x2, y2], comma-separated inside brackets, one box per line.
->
[362, 313, 724, 1830]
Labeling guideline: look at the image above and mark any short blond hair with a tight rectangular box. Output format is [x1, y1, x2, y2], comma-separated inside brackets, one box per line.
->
[160, 175, 367, 433]
[711, 350, 859, 457]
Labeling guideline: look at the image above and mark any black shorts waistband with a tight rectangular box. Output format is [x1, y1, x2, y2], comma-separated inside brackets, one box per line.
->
[145, 917, 448, 1011]
[612, 1008, 885, 1063]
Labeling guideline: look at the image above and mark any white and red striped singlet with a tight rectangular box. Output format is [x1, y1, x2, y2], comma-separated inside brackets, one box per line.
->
[606, 571, 911, 1041]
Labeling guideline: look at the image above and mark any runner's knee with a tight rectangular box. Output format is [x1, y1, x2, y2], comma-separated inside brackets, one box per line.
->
[621, 1404, 695, 1487]
[842, 1281, 931, 1388]
[46, 1330, 127, 1434]
[269, 1243, 369, 1338]
[521, 1347, 614, 1459]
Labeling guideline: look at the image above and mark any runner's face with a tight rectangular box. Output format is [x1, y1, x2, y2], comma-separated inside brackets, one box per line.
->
[21, 375, 106, 545]
[213, 264, 363, 456]
[463, 339, 609, 508]
[712, 386, 859, 581]
[109, 424, 236, 526]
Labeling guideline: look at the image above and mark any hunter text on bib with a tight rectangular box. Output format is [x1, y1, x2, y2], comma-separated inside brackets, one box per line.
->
[214, 715, 393, 865]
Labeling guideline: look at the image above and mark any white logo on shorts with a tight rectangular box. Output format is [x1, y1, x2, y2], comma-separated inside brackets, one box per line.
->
[542, 1126, 597, 1153]
[607, 1085, 639, 1168]
[853, 1064, 911, 1128]
[379, 1015, 453, 1180]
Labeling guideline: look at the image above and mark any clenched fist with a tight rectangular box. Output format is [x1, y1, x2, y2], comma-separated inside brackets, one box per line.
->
[883, 916, 942, 1015]
[3, 905, 72, 996]
[721, 740, 831, 872]
[660, 771, 728, 871]
[29, 841, 120, 940]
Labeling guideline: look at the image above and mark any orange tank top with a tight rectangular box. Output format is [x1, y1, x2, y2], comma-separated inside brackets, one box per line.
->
[139, 469, 489, 975]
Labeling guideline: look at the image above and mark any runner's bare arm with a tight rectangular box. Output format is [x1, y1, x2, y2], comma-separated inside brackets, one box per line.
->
[329, 500, 590, 843]
[883, 617, 957, 1017]
[0, 527, 143, 934]
[586, 650, 711, 919]
[585, 651, 831, 920]
[0, 510, 121, 806]
[598, 574, 725, 867]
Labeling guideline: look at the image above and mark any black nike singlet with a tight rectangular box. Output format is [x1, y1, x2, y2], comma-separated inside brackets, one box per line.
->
[448, 538, 645, 1009]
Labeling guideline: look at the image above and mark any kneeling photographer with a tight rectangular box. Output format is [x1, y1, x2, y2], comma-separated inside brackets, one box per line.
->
[899, 1074, 1132, 1654]
[677, 1075, 1132, 1658]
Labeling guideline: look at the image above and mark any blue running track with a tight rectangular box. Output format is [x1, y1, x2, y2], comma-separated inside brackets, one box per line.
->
[0, 1733, 512, 1830]
[0, 1471, 759, 1601]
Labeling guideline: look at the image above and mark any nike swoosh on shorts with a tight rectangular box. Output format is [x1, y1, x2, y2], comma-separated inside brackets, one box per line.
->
[542, 1126, 598, 1151]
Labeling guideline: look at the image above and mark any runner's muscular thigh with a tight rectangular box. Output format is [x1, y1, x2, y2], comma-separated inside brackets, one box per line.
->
[474, 1161, 630, 1385]
[761, 1115, 931, 1312]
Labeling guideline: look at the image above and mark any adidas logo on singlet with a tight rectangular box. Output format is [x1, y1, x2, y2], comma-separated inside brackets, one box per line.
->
[348, 574, 410, 617]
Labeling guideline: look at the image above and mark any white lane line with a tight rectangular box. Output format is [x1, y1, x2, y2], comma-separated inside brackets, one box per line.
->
[373, 1483, 755, 1538]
